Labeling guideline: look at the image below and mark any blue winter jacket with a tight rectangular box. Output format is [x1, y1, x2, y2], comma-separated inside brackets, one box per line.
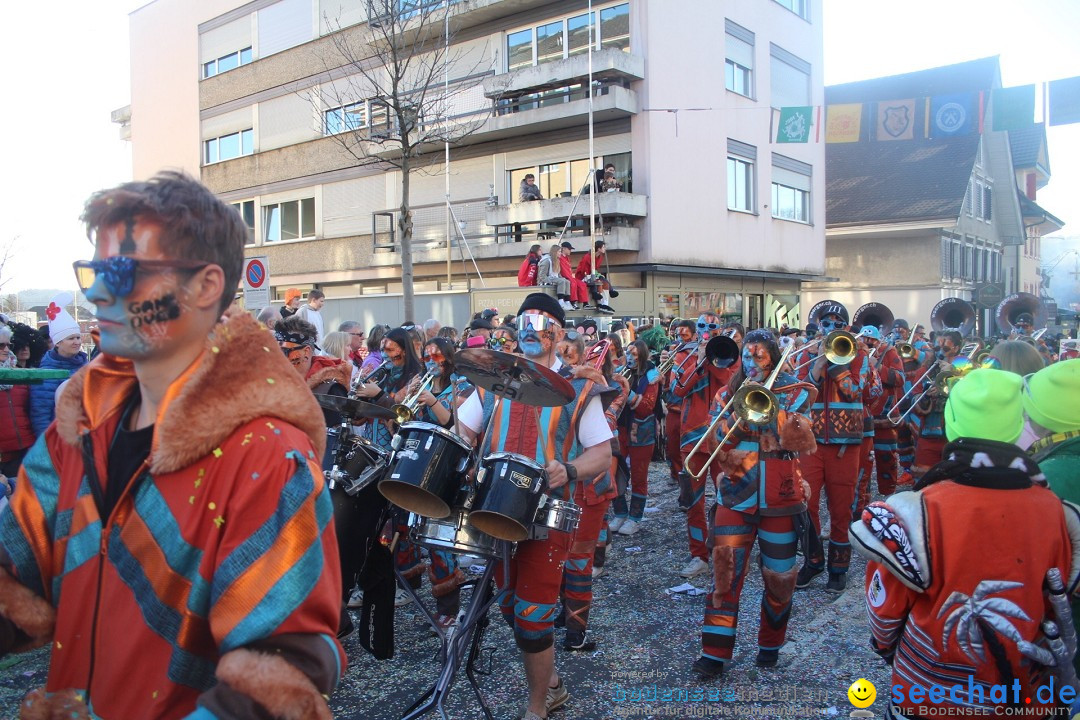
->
[28, 348, 86, 434]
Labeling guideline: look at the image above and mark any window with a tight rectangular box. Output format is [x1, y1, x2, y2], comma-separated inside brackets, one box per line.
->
[508, 152, 631, 201]
[264, 198, 315, 242]
[950, 242, 960, 279]
[981, 185, 992, 222]
[770, 44, 810, 107]
[773, 0, 810, 20]
[963, 246, 974, 281]
[325, 101, 369, 135]
[771, 154, 810, 223]
[725, 21, 754, 98]
[964, 181, 974, 217]
[505, 3, 629, 70]
[204, 129, 253, 164]
[232, 200, 256, 245]
[727, 140, 756, 213]
[203, 47, 253, 79]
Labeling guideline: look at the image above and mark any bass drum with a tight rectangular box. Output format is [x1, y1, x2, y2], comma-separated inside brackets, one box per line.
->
[411, 507, 502, 560]
[378, 422, 473, 518]
[469, 452, 547, 542]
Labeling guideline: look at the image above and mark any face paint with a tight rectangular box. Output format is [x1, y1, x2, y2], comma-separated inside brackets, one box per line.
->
[127, 293, 182, 328]
[741, 343, 772, 381]
[119, 217, 137, 255]
[425, 360, 440, 375]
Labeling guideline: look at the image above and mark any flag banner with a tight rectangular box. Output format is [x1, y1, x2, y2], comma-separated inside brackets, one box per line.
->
[826, 103, 862, 143]
[929, 93, 977, 136]
[991, 85, 1036, 131]
[776, 106, 813, 143]
[876, 99, 916, 140]
[1048, 76, 1080, 126]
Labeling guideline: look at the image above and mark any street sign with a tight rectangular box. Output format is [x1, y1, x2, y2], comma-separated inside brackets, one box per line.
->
[242, 256, 270, 309]
[975, 282, 1005, 309]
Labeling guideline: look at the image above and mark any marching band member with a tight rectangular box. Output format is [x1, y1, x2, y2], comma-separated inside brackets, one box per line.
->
[853, 329, 883, 515]
[793, 302, 869, 593]
[611, 340, 660, 536]
[910, 329, 962, 479]
[457, 294, 613, 720]
[673, 313, 736, 579]
[857, 326, 905, 507]
[662, 320, 696, 486]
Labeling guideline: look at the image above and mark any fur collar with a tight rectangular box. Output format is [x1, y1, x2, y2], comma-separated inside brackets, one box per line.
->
[56, 312, 326, 475]
[306, 356, 351, 391]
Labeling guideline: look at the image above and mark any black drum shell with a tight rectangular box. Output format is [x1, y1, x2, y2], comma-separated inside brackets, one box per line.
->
[469, 452, 547, 541]
[378, 422, 473, 518]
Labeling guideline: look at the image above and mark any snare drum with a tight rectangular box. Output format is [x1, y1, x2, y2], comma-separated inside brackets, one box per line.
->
[534, 496, 581, 534]
[411, 507, 502, 560]
[337, 436, 390, 496]
[378, 422, 474, 518]
[469, 452, 547, 541]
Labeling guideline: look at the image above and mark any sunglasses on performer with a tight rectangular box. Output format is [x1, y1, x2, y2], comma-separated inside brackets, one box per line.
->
[517, 313, 561, 333]
[73, 257, 210, 298]
[423, 349, 446, 363]
[819, 319, 842, 330]
[697, 321, 720, 331]
[488, 336, 514, 349]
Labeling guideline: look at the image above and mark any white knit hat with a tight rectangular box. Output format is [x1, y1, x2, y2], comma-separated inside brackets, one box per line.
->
[47, 293, 80, 344]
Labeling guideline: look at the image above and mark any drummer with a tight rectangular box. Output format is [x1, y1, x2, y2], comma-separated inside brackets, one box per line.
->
[410, 336, 477, 628]
[276, 315, 361, 640]
[456, 293, 613, 720]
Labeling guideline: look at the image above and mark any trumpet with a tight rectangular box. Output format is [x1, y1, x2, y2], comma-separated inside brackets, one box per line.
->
[391, 372, 436, 424]
[789, 330, 859, 373]
[655, 341, 695, 376]
[685, 343, 796, 479]
[352, 358, 392, 395]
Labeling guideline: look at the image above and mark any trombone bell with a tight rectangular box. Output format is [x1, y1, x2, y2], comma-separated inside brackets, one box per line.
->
[735, 385, 779, 426]
[824, 330, 858, 365]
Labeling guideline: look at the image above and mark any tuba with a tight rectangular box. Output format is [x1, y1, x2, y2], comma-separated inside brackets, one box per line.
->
[930, 298, 977, 337]
[995, 292, 1048, 337]
[851, 302, 895, 335]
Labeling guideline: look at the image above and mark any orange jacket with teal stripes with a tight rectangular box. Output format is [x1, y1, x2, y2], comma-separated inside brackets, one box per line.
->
[0, 313, 344, 719]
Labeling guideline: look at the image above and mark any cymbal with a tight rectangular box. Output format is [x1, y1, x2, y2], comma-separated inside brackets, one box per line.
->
[454, 349, 575, 407]
[313, 393, 397, 420]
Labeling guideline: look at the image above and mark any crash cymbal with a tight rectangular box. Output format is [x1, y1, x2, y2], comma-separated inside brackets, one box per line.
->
[454, 349, 575, 407]
[313, 393, 397, 420]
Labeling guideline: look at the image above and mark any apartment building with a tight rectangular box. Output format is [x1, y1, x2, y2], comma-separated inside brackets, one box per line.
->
[124, 0, 825, 328]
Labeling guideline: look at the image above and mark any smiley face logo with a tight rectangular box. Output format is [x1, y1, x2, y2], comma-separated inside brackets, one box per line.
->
[848, 678, 876, 708]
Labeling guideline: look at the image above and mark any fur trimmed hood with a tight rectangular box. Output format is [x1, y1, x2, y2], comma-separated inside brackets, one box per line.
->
[55, 311, 326, 475]
[306, 356, 351, 391]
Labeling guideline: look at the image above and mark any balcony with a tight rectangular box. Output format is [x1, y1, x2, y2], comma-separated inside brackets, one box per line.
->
[367, 225, 640, 268]
[483, 49, 644, 99]
[485, 191, 646, 227]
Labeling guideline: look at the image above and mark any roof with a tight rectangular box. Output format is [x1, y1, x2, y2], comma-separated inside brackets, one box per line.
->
[826, 135, 979, 227]
[1016, 189, 1065, 230]
[826, 56, 1000, 104]
[1008, 123, 1049, 172]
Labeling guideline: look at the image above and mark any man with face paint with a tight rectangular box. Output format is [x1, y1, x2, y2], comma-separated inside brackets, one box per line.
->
[672, 313, 737, 579]
[850, 328, 884, 515]
[661, 320, 696, 486]
[457, 293, 613, 720]
[792, 302, 870, 592]
[0, 172, 344, 718]
[692, 330, 817, 679]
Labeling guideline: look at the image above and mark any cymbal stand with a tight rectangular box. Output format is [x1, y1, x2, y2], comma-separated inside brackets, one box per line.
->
[398, 541, 509, 720]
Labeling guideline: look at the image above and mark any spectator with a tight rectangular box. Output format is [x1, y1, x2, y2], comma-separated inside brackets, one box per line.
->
[321, 331, 359, 385]
[11, 323, 46, 368]
[467, 318, 494, 344]
[423, 318, 441, 340]
[30, 295, 88, 435]
[600, 170, 622, 193]
[256, 306, 279, 330]
[559, 242, 590, 309]
[359, 324, 389, 376]
[989, 339, 1044, 376]
[339, 320, 366, 365]
[296, 289, 326, 344]
[584, 163, 617, 194]
[402, 322, 424, 358]
[0, 326, 34, 479]
[537, 244, 571, 311]
[280, 288, 302, 319]
[437, 326, 459, 345]
[518, 244, 542, 287]
[519, 174, 543, 202]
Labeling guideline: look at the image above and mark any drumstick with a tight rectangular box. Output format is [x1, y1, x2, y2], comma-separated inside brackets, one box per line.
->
[450, 376, 461, 437]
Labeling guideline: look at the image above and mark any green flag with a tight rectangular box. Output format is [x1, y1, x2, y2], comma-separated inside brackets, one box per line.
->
[776, 106, 813, 143]
[991, 85, 1035, 131]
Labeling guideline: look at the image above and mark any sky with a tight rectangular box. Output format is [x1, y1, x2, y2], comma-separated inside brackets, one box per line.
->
[1, 0, 1078, 296]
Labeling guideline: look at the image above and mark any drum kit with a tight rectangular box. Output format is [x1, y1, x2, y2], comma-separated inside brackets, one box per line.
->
[318, 349, 583, 720]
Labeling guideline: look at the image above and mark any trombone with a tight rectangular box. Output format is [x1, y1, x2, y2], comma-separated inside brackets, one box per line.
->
[685, 343, 796, 479]
[391, 372, 436, 424]
[788, 330, 859, 373]
[887, 361, 948, 426]
[352, 358, 392, 396]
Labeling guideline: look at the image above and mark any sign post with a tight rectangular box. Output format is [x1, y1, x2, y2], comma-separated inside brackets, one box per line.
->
[242, 256, 270, 310]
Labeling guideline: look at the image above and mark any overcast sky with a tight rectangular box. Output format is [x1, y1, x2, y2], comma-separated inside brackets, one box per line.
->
[1, 0, 1077, 295]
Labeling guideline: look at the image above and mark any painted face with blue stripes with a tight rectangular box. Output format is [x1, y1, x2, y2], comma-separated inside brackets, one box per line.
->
[741, 342, 773, 382]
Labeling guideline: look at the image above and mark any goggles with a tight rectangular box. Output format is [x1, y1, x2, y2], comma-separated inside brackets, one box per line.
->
[517, 313, 561, 334]
[489, 336, 514, 349]
[697, 320, 720, 331]
[73, 256, 209, 298]
[819, 319, 843, 330]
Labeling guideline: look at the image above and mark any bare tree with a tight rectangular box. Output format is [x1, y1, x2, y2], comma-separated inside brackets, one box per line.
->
[315, 0, 491, 321]
[0, 237, 19, 295]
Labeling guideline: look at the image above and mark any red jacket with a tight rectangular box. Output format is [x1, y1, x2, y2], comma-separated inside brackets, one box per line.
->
[518, 253, 539, 286]
[0, 384, 34, 453]
[575, 254, 593, 280]
[868, 346, 905, 419]
[559, 254, 576, 282]
[0, 313, 343, 719]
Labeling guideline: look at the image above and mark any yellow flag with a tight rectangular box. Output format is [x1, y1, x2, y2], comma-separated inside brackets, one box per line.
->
[826, 103, 862, 143]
